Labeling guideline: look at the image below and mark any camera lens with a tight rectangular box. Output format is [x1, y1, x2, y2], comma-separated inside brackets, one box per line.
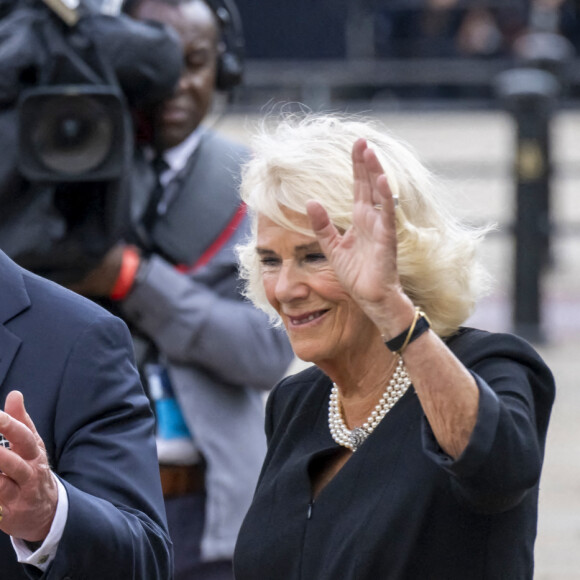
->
[19, 86, 127, 182]
[31, 94, 114, 176]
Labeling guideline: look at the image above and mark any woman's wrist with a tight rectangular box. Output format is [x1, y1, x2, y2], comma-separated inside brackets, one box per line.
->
[384, 307, 431, 355]
[373, 294, 416, 341]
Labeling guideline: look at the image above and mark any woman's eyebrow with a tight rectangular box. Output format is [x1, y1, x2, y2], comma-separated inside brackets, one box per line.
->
[256, 242, 320, 255]
[256, 247, 276, 256]
[295, 242, 321, 253]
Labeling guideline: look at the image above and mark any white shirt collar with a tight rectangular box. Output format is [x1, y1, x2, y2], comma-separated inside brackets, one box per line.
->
[163, 126, 205, 176]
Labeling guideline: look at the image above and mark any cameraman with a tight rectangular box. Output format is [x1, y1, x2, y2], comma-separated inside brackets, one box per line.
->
[69, 1, 294, 579]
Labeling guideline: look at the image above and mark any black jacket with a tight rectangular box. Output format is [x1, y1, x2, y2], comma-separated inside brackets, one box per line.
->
[234, 328, 555, 580]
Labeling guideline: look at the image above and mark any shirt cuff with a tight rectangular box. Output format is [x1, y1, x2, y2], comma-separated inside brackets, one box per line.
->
[11, 474, 68, 571]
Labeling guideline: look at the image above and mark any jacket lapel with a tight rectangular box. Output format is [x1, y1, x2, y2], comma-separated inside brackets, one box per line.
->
[0, 251, 30, 386]
[149, 132, 245, 266]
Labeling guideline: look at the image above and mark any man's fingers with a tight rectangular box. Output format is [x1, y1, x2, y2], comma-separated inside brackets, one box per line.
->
[0, 444, 32, 486]
[5, 391, 40, 439]
[0, 395, 40, 461]
[6, 391, 26, 426]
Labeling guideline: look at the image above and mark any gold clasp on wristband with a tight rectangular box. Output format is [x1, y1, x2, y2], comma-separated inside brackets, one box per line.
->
[384, 307, 431, 356]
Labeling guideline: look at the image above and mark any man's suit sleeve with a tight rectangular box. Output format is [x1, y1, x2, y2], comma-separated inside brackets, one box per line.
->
[43, 313, 172, 579]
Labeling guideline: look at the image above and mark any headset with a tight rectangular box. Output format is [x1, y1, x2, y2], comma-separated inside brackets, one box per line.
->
[206, 0, 245, 91]
[122, 0, 245, 91]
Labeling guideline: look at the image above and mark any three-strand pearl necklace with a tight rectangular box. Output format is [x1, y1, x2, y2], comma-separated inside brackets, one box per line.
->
[328, 357, 411, 452]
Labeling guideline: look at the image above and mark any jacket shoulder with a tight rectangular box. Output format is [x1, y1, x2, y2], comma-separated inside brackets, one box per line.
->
[265, 365, 326, 438]
[201, 129, 249, 154]
[198, 130, 250, 169]
[22, 267, 121, 329]
[446, 327, 551, 371]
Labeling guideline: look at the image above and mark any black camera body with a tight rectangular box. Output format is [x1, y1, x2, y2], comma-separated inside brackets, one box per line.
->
[0, 0, 181, 283]
[17, 0, 131, 183]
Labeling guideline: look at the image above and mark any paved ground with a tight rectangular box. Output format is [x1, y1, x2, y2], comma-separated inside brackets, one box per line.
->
[216, 109, 580, 578]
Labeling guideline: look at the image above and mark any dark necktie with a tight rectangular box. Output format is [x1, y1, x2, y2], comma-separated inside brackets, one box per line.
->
[141, 155, 169, 234]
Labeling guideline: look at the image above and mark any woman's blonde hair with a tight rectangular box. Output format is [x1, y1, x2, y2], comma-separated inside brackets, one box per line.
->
[237, 112, 493, 338]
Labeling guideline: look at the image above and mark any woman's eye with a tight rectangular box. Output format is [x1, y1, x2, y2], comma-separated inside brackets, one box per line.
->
[304, 253, 326, 263]
[260, 257, 280, 268]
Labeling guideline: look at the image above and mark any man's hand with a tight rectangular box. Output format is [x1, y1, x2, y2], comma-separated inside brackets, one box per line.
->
[0, 391, 58, 542]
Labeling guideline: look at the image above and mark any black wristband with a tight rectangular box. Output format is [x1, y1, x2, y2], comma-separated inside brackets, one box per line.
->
[385, 309, 431, 354]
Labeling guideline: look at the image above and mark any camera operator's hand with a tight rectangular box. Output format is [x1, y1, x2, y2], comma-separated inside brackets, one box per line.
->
[68, 243, 132, 298]
[0, 391, 58, 543]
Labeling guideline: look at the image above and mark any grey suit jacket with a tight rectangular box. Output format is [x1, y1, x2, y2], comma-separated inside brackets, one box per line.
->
[122, 129, 294, 560]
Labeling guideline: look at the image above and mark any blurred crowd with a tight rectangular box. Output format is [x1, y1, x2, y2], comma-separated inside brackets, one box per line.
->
[374, 0, 579, 59]
[235, 0, 579, 65]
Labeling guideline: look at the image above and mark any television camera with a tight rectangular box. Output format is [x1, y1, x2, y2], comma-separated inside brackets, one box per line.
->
[0, 0, 181, 283]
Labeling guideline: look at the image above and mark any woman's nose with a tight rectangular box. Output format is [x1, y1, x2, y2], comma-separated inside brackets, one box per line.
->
[275, 261, 309, 303]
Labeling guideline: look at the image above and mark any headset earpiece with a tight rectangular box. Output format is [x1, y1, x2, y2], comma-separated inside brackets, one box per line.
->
[208, 0, 244, 91]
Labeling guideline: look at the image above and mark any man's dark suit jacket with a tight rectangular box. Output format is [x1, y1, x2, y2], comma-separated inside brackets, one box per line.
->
[0, 250, 172, 579]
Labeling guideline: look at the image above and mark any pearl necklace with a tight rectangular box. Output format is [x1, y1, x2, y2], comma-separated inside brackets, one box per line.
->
[328, 357, 411, 452]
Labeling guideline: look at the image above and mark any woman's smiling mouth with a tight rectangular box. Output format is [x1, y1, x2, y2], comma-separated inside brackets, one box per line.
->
[288, 310, 329, 326]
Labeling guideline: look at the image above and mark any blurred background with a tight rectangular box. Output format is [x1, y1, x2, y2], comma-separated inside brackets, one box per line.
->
[2, 0, 579, 576]
[213, 1, 580, 577]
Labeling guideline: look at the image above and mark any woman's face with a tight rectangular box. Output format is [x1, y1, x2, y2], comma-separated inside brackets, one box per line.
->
[256, 208, 377, 365]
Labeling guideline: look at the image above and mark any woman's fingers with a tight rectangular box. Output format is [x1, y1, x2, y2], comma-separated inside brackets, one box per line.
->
[362, 147, 387, 206]
[362, 147, 398, 214]
[352, 138, 373, 206]
[353, 139, 397, 212]
[306, 200, 340, 254]
[376, 174, 397, 212]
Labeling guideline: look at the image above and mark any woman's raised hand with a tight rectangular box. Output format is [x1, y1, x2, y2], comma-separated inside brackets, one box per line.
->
[306, 138, 408, 327]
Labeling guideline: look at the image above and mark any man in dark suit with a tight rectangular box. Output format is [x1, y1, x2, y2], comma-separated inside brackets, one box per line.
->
[0, 249, 172, 579]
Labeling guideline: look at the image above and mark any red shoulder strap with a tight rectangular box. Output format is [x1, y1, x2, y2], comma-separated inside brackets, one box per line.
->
[175, 202, 247, 274]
